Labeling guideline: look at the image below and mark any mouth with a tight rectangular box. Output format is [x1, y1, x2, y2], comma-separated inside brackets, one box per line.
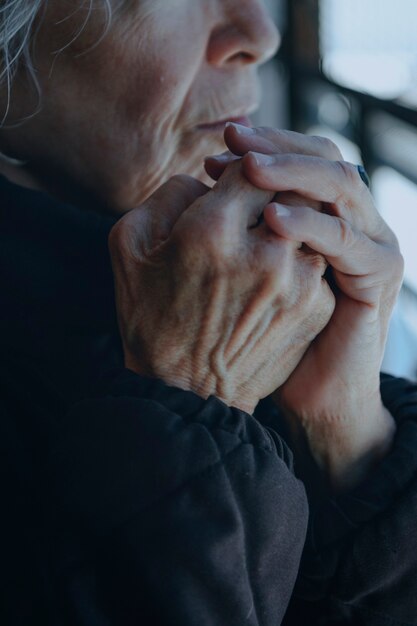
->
[196, 115, 253, 132]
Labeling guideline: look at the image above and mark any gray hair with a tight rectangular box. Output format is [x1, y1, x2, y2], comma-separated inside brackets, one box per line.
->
[0, 0, 112, 124]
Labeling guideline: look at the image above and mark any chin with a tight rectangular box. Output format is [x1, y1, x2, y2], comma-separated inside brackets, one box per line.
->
[177, 132, 226, 180]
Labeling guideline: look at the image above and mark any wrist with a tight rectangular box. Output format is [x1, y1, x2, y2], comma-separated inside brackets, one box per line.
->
[277, 396, 397, 492]
[124, 353, 256, 414]
[312, 404, 396, 491]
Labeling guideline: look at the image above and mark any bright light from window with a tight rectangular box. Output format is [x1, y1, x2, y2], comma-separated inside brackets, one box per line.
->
[320, 0, 417, 101]
[306, 125, 362, 164]
[373, 167, 417, 293]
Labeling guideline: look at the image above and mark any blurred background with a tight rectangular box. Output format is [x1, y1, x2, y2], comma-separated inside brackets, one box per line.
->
[255, 0, 417, 381]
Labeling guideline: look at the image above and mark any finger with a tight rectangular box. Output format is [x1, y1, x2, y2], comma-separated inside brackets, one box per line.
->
[197, 160, 275, 232]
[207, 125, 343, 180]
[224, 123, 343, 160]
[263, 201, 393, 286]
[204, 151, 239, 181]
[147, 175, 210, 240]
[109, 175, 209, 262]
[205, 152, 323, 213]
[242, 153, 386, 238]
[275, 191, 322, 213]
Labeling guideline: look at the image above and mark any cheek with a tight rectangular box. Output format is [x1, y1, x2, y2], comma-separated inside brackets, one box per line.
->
[116, 23, 206, 133]
[91, 8, 210, 149]
[140, 73, 184, 128]
[131, 126, 224, 201]
[174, 130, 227, 177]
[120, 64, 196, 167]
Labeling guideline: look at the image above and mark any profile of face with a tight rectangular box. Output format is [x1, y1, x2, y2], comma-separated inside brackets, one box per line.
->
[0, 0, 280, 212]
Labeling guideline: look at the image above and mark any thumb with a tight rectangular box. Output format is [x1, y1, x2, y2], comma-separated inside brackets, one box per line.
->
[109, 175, 209, 263]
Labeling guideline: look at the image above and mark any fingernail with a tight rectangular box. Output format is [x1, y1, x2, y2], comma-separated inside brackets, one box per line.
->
[226, 122, 255, 135]
[272, 203, 291, 217]
[250, 152, 275, 167]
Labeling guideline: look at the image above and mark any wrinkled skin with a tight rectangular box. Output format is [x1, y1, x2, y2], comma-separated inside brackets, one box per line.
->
[0, 0, 279, 211]
[207, 125, 403, 488]
[0, 1, 403, 489]
[109, 162, 335, 414]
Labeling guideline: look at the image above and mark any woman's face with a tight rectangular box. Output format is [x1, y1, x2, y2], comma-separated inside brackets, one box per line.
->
[0, 0, 279, 212]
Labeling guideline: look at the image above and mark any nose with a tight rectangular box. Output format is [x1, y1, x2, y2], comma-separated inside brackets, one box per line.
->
[207, 0, 281, 68]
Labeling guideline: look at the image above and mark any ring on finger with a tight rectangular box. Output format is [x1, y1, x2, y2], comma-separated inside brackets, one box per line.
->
[357, 165, 370, 188]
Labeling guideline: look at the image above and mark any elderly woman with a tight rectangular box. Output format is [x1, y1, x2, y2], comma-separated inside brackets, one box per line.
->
[1, 1, 417, 625]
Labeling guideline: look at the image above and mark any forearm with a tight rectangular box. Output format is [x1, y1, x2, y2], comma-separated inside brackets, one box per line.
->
[48, 369, 309, 625]
[282, 374, 417, 626]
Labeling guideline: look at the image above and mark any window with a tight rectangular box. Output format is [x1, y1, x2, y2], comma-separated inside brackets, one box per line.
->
[272, 0, 417, 379]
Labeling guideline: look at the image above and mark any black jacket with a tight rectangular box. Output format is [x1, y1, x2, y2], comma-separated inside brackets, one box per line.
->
[1, 174, 417, 625]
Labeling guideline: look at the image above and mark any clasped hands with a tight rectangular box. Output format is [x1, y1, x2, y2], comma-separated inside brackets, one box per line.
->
[110, 125, 403, 489]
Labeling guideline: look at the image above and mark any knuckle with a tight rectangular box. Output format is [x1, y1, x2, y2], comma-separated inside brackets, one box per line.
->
[311, 135, 343, 159]
[305, 249, 328, 274]
[168, 174, 193, 189]
[267, 127, 292, 144]
[108, 216, 130, 254]
[169, 173, 207, 200]
[337, 217, 356, 250]
[170, 173, 191, 185]
[176, 214, 229, 262]
[108, 207, 152, 262]
[334, 160, 362, 191]
[390, 248, 405, 282]
[169, 173, 195, 191]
